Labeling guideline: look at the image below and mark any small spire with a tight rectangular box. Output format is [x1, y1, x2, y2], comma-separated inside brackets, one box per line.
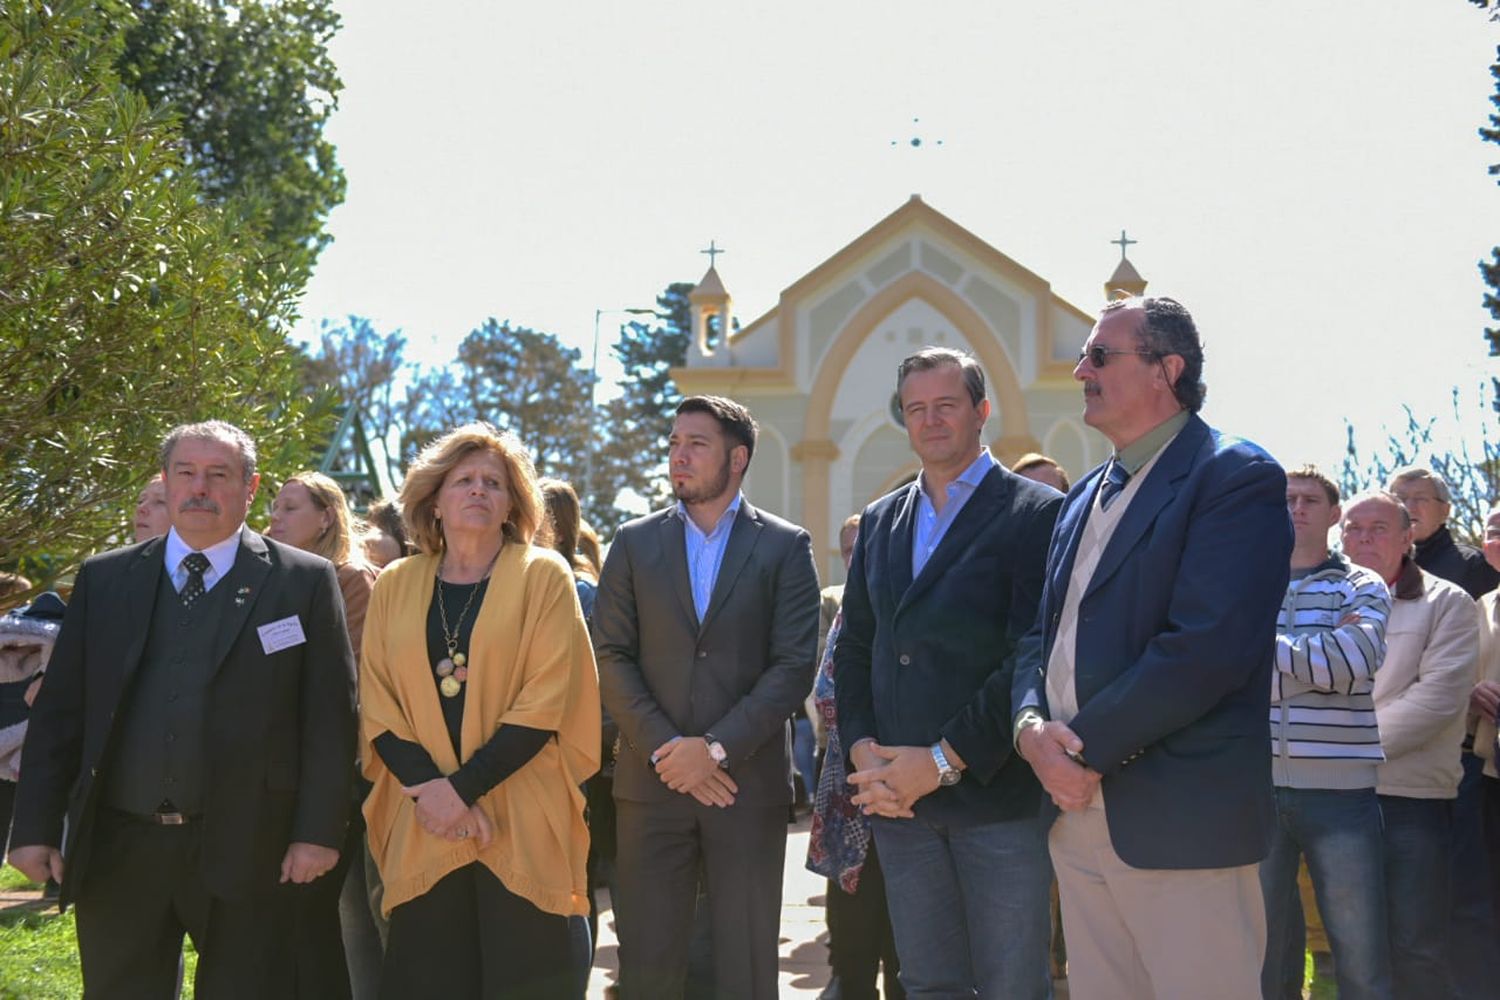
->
[1105, 230, 1147, 299]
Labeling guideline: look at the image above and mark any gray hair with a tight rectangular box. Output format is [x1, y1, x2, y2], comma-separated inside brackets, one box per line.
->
[1102, 295, 1207, 413]
[896, 347, 986, 406]
[1387, 466, 1452, 505]
[159, 421, 258, 483]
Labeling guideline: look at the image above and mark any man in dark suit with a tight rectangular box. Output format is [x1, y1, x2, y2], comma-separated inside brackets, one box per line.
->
[837, 347, 1061, 999]
[10, 420, 357, 999]
[1012, 297, 1291, 1000]
[594, 395, 820, 1000]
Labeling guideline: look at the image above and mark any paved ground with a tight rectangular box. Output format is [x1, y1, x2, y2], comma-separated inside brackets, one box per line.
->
[2, 820, 1070, 998]
[587, 816, 844, 997]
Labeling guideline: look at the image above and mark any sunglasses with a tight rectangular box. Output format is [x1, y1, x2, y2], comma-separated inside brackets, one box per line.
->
[1078, 346, 1158, 368]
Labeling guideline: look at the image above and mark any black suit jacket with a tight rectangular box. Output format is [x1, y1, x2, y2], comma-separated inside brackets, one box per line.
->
[594, 501, 821, 806]
[835, 463, 1062, 826]
[12, 527, 357, 905]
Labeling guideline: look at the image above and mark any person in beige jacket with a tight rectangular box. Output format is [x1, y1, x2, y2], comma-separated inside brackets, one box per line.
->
[1472, 506, 1500, 939]
[1343, 490, 1479, 1000]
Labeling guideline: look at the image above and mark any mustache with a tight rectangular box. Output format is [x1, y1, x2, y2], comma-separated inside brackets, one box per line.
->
[178, 497, 221, 514]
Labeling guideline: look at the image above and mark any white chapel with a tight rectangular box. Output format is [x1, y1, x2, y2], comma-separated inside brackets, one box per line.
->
[672, 195, 1148, 583]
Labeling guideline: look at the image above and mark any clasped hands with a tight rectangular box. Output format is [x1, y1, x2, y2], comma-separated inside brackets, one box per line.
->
[652, 736, 738, 808]
[402, 778, 494, 847]
[844, 739, 957, 818]
[1017, 719, 1101, 812]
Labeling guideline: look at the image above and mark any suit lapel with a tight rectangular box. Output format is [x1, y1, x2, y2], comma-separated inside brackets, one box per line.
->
[886, 482, 919, 610]
[658, 512, 699, 631]
[208, 526, 274, 675]
[119, 537, 168, 686]
[1084, 416, 1208, 600]
[898, 467, 1009, 614]
[699, 503, 763, 634]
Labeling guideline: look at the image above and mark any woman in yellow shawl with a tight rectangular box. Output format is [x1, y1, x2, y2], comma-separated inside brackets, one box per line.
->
[360, 424, 600, 999]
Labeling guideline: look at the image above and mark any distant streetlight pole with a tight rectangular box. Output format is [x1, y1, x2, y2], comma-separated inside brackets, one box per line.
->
[586, 306, 656, 505]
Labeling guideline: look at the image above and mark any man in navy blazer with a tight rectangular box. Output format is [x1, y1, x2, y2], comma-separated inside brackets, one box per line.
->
[1011, 297, 1291, 1000]
[837, 347, 1062, 999]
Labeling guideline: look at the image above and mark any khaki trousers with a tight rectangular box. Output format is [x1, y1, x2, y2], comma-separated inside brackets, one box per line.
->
[1049, 804, 1265, 1000]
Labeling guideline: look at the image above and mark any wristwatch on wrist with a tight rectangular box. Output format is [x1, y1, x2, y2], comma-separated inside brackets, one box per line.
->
[931, 742, 961, 786]
[704, 734, 728, 769]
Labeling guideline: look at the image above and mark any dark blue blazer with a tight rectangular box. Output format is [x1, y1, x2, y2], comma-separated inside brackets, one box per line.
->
[835, 463, 1062, 826]
[1012, 414, 1292, 869]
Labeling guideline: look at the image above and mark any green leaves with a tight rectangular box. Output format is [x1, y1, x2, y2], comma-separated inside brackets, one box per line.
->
[0, 0, 336, 585]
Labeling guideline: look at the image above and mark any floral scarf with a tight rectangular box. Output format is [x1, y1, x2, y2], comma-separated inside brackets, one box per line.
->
[805, 608, 870, 893]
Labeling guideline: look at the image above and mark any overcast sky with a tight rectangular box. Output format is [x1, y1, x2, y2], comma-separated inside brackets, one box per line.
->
[293, 1, 1500, 479]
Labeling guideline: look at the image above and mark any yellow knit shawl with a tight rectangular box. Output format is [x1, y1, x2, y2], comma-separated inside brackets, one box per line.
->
[359, 544, 600, 917]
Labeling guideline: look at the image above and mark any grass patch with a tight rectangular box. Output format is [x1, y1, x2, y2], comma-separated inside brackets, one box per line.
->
[0, 908, 82, 1000]
[0, 904, 197, 999]
[0, 867, 38, 893]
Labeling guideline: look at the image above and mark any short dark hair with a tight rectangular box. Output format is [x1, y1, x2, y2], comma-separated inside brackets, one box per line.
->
[1103, 296, 1206, 412]
[1011, 452, 1072, 493]
[1287, 465, 1340, 506]
[675, 395, 758, 466]
[896, 347, 986, 407]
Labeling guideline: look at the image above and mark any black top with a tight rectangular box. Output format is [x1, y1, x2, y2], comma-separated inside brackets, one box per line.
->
[1415, 525, 1499, 600]
[371, 576, 551, 806]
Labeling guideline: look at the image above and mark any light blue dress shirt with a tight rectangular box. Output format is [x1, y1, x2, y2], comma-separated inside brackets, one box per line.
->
[163, 524, 243, 594]
[678, 492, 743, 621]
[911, 449, 997, 578]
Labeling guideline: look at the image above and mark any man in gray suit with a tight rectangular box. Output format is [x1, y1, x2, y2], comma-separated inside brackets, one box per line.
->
[595, 395, 821, 1000]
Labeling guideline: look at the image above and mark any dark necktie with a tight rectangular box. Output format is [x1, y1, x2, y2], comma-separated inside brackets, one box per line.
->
[1099, 459, 1131, 512]
[180, 552, 210, 608]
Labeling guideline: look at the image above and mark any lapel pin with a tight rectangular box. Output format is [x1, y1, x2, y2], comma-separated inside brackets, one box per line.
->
[235, 586, 252, 606]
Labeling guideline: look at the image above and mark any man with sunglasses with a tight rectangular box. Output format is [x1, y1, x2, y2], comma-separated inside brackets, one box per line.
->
[1012, 296, 1292, 1000]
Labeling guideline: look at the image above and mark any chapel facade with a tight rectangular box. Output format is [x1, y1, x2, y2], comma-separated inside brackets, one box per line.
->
[672, 194, 1145, 582]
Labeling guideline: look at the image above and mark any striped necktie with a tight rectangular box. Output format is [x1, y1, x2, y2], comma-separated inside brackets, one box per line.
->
[1099, 460, 1131, 512]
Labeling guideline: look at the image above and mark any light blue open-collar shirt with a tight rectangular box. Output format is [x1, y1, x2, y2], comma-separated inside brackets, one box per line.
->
[912, 448, 997, 578]
[676, 492, 744, 621]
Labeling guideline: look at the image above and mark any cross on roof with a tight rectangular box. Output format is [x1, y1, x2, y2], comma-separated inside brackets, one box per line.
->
[701, 240, 725, 267]
[1111, 229, 1138, 261]
[890, 117, 944, 149]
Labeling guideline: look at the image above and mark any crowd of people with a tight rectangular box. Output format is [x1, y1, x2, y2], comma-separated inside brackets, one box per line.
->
[2, 291, 1499, 1000]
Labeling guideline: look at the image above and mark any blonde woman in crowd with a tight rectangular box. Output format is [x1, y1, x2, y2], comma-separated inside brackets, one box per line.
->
[267, 470, 384, 999]
[359, 424, 599, 999]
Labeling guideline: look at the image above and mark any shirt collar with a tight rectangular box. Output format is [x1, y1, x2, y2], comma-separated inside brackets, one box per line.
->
[1114, 410, 1190, 476]
[675, 491, 744, 536]
[917, 448, 997, 501]
[164, 524, 244, 578]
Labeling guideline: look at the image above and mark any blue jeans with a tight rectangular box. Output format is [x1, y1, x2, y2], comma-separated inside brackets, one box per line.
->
[1258, 786, 1391, 1000]
[871, 813, 1051, 1000]
[1448, 752, 1500, 999]
[1379, 794, 1452, 1000]
[793, 717, 817, 804]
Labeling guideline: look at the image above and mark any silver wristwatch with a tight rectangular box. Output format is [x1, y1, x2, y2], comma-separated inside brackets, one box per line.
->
[931, 743, 961, 786]
[704, 734, 729, 769]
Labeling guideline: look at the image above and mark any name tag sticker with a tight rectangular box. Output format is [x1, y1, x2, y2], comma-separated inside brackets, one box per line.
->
[258, 616, 307, 655]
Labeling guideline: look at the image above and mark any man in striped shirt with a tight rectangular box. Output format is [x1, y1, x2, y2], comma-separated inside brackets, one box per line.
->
[1259, 466, 1394, 1000]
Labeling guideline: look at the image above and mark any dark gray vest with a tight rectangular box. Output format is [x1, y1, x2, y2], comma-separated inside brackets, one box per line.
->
[104, 564, 230, 814]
